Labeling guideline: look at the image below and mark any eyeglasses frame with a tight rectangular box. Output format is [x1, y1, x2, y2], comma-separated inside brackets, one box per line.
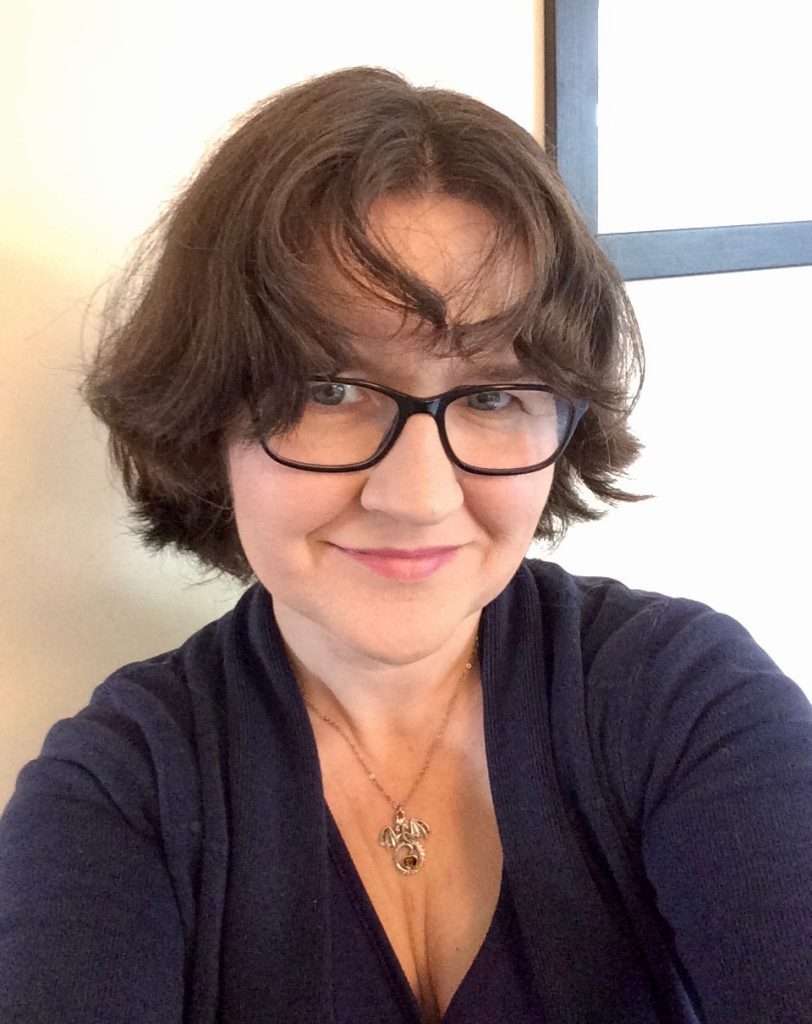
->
[258, 377, 590, 476]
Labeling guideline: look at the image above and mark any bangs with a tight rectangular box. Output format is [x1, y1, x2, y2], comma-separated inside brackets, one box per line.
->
[242, 189, 628, 445]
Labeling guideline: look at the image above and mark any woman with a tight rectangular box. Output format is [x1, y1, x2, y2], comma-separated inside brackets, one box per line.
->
[1, 66, 810, 1024]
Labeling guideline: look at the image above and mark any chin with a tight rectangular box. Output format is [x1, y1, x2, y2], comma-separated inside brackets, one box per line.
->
[358, 594, 480, 649]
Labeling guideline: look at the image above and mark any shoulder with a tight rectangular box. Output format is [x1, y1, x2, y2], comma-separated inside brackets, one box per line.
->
[520, 557, 684, 684]
[42, 619, 218, 774]
[520, 560, 812, 827]
[13, 656, 196, 847]
[520, 556, 795, 687]
[11, 586, 264, 837]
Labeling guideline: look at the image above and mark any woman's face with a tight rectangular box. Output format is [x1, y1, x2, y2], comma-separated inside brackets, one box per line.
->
[227, 194, 555, 668]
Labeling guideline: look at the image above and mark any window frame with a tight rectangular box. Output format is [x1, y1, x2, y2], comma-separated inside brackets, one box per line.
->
[543, 0, 812, 280]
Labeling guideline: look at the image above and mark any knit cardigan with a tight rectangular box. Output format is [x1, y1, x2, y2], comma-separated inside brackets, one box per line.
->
[1, 559, 811, 1023]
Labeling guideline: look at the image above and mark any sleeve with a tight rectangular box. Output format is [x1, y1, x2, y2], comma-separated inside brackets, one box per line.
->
[0, 673, 191, 1024]
[625, 599, 812, 1023]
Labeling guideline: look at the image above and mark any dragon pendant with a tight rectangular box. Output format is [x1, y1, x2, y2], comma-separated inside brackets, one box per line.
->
[378, 805, 431, 875]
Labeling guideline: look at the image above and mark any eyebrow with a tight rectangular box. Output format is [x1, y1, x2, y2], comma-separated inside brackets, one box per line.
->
[340, 357, 538, 383]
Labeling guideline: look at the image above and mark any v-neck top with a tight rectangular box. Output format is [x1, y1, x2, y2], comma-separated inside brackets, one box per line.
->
[3, 559, 812, 1023]
[326, 805, 545, 1022]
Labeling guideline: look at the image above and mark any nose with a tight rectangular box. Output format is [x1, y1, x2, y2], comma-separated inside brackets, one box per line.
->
[359, 412, 465, 523]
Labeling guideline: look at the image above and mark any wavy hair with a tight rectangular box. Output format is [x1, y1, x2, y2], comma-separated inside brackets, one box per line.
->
[80, 66, 649, 582]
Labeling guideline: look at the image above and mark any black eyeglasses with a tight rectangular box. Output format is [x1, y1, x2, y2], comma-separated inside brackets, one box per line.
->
[259, 377, 589, 476]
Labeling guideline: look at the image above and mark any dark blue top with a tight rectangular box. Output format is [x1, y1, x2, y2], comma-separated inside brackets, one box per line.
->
[1, 559, 811, 1023]
[327, 806, 544, 1022]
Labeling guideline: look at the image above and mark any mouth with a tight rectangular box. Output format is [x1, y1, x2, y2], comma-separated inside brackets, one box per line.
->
[341, 546, 459, 558]
[334, 545, 460, 581]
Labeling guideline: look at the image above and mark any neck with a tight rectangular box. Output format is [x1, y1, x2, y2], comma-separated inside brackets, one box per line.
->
[275, 606, 481, 752]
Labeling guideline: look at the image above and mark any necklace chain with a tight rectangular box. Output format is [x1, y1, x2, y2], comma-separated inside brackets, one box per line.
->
[300, 635, 478, 812]
[299, 635, 479, 875]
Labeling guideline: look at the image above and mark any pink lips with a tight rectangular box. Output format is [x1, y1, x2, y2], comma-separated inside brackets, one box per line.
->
[337, 545, 459, 581]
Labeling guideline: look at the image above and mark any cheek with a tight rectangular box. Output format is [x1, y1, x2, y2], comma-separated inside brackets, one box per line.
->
[228, 443, 355, 541]
[528, 469, 555, 518]
[467, 468, 553, 535]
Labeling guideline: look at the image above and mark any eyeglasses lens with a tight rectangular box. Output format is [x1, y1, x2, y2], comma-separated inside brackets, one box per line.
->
[265, 382, 573, 471]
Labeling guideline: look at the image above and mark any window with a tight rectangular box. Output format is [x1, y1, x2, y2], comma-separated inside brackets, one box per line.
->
[544, 0, 812, 279]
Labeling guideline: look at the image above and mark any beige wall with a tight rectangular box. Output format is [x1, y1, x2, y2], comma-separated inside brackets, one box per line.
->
[0, 1, 539, 811]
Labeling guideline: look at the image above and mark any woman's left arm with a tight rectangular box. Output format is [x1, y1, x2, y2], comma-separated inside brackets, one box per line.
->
[628, 600, 812, 1023]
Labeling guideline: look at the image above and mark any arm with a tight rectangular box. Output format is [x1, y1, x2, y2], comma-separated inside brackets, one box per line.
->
[0, 675, 191, 1023]
[626, 601, 812, 1022]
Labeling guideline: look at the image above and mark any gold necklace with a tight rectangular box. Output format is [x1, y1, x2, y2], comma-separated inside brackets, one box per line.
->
[300, 636, 479, 876]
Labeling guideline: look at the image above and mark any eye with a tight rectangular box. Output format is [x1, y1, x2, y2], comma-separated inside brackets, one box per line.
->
[466, 390, 515, 412]
[307, 381, 362, 407]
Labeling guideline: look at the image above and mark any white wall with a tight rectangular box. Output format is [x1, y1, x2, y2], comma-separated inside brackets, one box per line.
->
[547, 267, 811, 689]
[2, 0, 808, 812]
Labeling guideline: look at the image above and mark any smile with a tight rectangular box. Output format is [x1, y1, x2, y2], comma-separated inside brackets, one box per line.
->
[336, 546, 459, 581]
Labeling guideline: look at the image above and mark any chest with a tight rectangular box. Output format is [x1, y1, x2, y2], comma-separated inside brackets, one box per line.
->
[319, 714, 504, 1022]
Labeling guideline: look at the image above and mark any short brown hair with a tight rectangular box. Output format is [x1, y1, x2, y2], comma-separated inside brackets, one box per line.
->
[80, 66, 648, 583]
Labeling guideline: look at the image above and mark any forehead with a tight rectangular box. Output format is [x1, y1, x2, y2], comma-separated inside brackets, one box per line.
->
[313, 193, 531, 339]
[364, 194, 525, 312]
[341, 341, 529, 384]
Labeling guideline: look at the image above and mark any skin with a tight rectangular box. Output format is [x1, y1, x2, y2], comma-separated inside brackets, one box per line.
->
[226, 193, 555, 765]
